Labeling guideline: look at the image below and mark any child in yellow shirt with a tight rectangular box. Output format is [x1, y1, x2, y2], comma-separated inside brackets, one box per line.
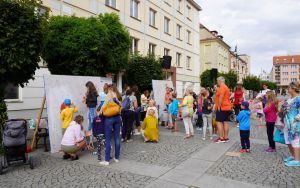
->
[142, 109, 159, 142]
[60, 99, 78, 135]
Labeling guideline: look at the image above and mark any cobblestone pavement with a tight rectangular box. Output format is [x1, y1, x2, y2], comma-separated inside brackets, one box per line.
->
[0, 154, 154, 188]
[206, 142, 300, 188]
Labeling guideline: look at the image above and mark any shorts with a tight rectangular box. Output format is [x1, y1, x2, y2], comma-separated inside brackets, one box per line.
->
[171, 115, 178, 122]
[61, 144, 80, 154]
[257, 113, 263, 118]
[216, 110, 231, 122]
[283, 126, 300, 148]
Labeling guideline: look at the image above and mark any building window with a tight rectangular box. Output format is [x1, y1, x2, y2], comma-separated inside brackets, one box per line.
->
[176, 24, 181, 39]
[62, 4, 72, 15]
[149, 9, 156, 27]
[164, 48, 170, 56]
[149, 43, 156, 55]
[4, 83, 20, 101]
[292, 57, 295, 63]
[106, 0, 116, 8]
[186, 5, 191, 20]
[291, 78, 297, 82]
[176, 53, 181, 67]
[186, 56, 191, 69]
[130, 0, 138, 18]
[130, 37, 139, 54]
[283, 58, 287, 63]
[176, 0, 182, 12]
[276, 58, 279, 63]
[187, 30, 191, 44]
[164, 17, 170, 34]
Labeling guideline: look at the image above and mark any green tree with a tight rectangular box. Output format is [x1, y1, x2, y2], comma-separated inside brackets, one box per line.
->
[261, 80, 277, 90]
[200, 69, 214, 88]
[125, 54, 164, 91]
[242, 76, 261, 92]
[219, 71, 238, 89]
[0, 0, 47, 153]
[42, 13, 131, 76]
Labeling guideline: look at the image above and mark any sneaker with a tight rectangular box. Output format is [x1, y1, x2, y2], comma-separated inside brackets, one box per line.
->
[224, 138, 230, 143]
[284, 156, 295, 162]
[121, 138, 126, 142]
[239, 149, 246, 153]
[214, 138, 225, 143]
[265, 148, 276, 152]
[246, 149, 251, 153]
[285, 160, 300, 167]
[126, 139, 133, 143]
[237, 125, 239, 128]
[113, 158, 119, 163]
[202, 137, 206, 141]
[133, 132, 141, 135]
[99, 161, 109, 166]
[196, 127, 201, 131]
[210, 137, 214, 140]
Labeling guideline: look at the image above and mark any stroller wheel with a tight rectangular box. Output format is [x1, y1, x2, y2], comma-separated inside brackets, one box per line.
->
[29, 156, 34, 169]
[0, 160, 3, 175]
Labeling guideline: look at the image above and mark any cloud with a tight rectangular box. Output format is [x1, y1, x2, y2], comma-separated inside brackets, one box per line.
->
[196, 0, 300, 75]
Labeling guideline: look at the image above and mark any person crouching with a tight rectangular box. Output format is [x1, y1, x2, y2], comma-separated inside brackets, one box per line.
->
[142, 109, 159, 142]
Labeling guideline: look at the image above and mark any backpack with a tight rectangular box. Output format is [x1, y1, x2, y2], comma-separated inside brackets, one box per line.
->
[122, 96, 131, 111]
[92, 116, 105, 136]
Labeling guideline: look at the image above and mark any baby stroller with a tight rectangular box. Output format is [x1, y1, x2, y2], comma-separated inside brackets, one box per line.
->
[0, 119, 35, 175]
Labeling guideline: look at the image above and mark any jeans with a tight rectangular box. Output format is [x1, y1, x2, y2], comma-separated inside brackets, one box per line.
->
[135, 107, 141, 127]
[88, 107, 96, 131]
[104, 115, 121, 162]
[121, 110, 135, 140]
[183, 116, 194, 135]
[202, 113, 212, 138]
[234, 104, 241, 115]
[266, 122, 276, 149]
[240, 130, 250, 149]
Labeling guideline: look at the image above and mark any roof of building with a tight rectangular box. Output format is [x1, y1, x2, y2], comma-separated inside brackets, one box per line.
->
[187, 0, 202, 11]
[273, 55, 300, 64]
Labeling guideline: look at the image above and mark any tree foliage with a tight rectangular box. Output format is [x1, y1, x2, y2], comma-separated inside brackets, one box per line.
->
[261, 80, 278, 90]
[0, 0, 47, 153]
[125, 55, 164, 91]
[242, 76, 262, 91]
[200, 70, 238, 89]
[42, 13, 131, 76]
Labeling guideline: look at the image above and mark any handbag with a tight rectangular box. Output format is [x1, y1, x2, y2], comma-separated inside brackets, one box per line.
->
[102, 101, 121, 117]
[182, 106, 190, 117]
[273, 128, 285, 144]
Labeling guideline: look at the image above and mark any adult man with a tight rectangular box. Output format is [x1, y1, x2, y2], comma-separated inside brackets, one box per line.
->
[256, 84, 270, 108]
[214, 76, 232, 143]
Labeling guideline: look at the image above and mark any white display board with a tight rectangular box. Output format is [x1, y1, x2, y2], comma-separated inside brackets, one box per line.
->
[44, 75, 112, 153]
[152, 80, 174, 118]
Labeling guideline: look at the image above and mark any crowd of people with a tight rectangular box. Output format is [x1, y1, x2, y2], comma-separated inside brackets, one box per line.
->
[58, 78, 300, 167]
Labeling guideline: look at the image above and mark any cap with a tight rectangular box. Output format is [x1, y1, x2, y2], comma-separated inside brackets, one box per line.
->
[241, 101, 249, 109]
[64, 99, 71, 105]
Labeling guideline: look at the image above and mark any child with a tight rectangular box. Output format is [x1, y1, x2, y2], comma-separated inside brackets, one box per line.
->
[168, 93, 179, 132]
[202, 90, 213, 140]
[147, 99, 158, 119]
[142, 109, 159, 142]
[236, 101, 251, 153]
[255, 97, 264, 127]
[263, 91, 277, 152]
[83, 81, 99, 131]
[60, 99, 78, 135]
[92, 108, 105, 161]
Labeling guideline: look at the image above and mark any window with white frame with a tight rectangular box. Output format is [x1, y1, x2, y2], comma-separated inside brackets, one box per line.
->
[149, 9, 156, 27]
[292, 57, 295, 63]
[164, 48, 170, 56]
[106, 0, 116, 8]
[90, 0, 98, 13]
[176, 24, 181, 39]
[176, 53, 181, 67]
[276, 58, 279, 63]
[130, 0, 138, 18]
[186, 5, 191, 20]
[4, 83, 20, 101]
[291, 78, 297, 82]
[164, 17, 170, 34]
[283, 58, 287, 63]
[130, 37, 139, 54]
[149, 43, 156, 55]
[291, 65, 298, 69]
[176, 0, 182, 12]
[187, 30, 191, 44]
[186, 56, 191, 69]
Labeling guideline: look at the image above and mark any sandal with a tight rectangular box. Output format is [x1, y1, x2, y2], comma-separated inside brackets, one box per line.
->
[71, 155, 79, 161]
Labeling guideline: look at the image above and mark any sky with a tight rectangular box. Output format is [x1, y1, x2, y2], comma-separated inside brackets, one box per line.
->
[195, 0, 300, 75]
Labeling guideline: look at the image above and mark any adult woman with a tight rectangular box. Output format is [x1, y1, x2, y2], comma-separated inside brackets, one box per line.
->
[232, 84, 244, 115]
[83, 81, 99, 131]
[100, 84, 122, 166]
[181, 88, 195, 139]
[121, 89, 138, 142]
[61, 115, 86, 160]
[141, 90, 150, 121]
[283, 82, 300, 167]
[132, 85, 142, 135]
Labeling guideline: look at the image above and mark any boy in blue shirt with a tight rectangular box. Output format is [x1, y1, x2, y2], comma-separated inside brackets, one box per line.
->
[236, 101, 251, 153]
[168, 93, 180, 132]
